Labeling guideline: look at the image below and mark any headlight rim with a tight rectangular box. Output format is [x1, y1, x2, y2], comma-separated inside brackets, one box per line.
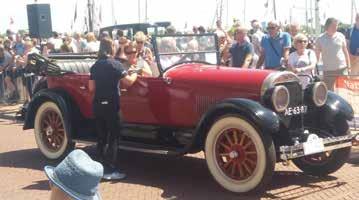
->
[312, 81, 328, 107]
[271, 85, 290, 113]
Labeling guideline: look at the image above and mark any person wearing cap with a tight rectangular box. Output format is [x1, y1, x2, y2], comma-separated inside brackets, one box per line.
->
[45, 149, 104, 200]
[89, 37, 137, 179]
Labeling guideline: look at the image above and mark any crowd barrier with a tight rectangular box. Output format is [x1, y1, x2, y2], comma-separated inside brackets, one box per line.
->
[0, 70, 36, 104]
[334, 75, 359, 131]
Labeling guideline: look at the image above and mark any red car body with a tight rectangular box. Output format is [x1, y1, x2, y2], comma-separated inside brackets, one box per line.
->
[48, 64, 271, 127]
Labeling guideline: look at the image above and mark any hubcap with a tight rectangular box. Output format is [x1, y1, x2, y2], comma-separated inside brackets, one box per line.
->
[40, 109, 65, 151]
[215, 128, 258, 181]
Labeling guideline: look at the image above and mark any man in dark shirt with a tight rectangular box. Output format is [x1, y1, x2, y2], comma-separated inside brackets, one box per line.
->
[228, 27, 254, 68]
[89, 37, 137, 179]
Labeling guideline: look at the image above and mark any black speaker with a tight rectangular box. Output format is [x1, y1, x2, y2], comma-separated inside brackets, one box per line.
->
[27, 4, 53, 38]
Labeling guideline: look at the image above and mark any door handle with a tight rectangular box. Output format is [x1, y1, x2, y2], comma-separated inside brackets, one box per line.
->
[163, 77, 172, 85]
[120, 89, 128, 92]
[79, 86, 87, 90]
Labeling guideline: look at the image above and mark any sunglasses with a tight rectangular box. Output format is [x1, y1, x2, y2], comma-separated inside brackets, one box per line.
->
[297, 40, 308, 44]
[125, 51, 137, 55]
[267, 26, 277, 30]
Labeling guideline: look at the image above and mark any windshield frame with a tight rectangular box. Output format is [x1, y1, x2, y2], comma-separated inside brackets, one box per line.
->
[151, 33, 220, 76]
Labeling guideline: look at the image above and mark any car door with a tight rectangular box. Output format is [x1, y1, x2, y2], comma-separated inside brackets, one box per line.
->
[120, 76, 171, 125]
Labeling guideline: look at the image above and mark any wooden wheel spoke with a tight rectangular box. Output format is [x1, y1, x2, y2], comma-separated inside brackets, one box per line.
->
[232, 130, 239, 144]
[245, 151, 257, 155]
[245, 158, 256, 166]
[239, 133, 246, 146]
[243, 140, 253, 150]
[219, 153, 230, 157]
[238, 164, 244, 178]
[231, 162, 237, 176]
[242, 162, 253, 175]
[224, 133, 234, 146]
[219, 142, 231, 151]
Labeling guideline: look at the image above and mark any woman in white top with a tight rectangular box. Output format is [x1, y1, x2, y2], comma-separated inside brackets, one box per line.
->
[288, 33, 317, 76]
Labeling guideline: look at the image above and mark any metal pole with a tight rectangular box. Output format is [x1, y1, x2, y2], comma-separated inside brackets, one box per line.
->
[138, 0, 141, 23]
[243, 0, 246, 24]
[88, 0, 93, 32]
[352, 0, 354, 24]
[273, 0, 277, 20]
[145, 0, 148, 23]
[315, 0, 320, 36]
[111, 0, 115, 24]
[305, 0, 309, 33]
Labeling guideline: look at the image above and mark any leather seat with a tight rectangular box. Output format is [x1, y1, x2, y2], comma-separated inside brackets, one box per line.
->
[56, 59, 96, 74]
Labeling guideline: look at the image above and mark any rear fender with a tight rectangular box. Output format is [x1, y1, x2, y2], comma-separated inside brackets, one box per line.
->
[192, 98, 280, 150]
[23, 89, 71, 131]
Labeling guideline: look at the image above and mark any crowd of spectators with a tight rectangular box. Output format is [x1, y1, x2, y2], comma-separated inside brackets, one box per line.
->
[1, 14, 359, 104]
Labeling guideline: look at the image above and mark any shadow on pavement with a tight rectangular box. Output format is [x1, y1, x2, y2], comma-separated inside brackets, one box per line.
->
[348, 148, 359, 166]
[22, 180, 49, 191]
[1, 146, 348, 200]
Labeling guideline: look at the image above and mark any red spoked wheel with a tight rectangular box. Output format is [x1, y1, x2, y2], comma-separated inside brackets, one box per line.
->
[34, 102, 74, 160]
[215, 128, 258, 181]
[205, 116, 276, 193]
[40, 110, 65, 151]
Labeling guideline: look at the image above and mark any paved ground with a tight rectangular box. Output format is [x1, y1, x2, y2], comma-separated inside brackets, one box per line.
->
[1, 104, 359, 200]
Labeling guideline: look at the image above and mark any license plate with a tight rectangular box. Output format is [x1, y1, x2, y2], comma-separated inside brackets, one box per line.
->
[303, 134, 325, 155]
[284, 105, 308, 116]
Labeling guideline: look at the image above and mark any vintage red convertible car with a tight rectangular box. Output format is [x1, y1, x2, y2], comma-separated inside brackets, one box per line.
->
[24, 34, 359, 193]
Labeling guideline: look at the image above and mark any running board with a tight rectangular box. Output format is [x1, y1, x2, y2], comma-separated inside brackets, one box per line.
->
[117, 141, 183, 155]
[73, 139, 184, 156]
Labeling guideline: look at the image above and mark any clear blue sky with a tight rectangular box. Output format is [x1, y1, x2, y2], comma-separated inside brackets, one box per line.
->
[0, 0, 356, 33]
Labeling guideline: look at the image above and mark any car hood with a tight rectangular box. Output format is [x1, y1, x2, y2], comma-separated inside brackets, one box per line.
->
[164, 64, 274, 99]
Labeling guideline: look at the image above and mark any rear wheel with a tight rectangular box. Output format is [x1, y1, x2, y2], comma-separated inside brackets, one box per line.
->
[205, 116, 276, 193]
[34, 102, 74, 160]
[293, 118, 351, 176]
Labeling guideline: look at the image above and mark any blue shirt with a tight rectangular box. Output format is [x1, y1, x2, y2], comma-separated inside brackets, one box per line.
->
[13, 43, 25, 56]
[261, 32, 291, 69]
[229, 41, 254, 67]
[349, 26, 359, 56]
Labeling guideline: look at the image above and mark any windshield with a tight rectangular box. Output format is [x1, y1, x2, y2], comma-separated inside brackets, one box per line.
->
[154, 34, 219, 71]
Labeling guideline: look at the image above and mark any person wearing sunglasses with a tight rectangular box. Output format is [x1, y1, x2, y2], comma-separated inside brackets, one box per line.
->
[123, 42, 153, 77]
[134, 31, 153, 65]
[256, 21, 291, 70]
[288, 33, 317, 79]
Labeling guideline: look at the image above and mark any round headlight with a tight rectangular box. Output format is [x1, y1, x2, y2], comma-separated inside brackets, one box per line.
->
[272, 85, 290, 112]
[312, 82, 328, 107]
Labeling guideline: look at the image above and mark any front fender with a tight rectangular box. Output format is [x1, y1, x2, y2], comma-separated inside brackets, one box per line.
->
[23, 89, 71, 130]
[192, 98, 279, 151]
[319, 91, 354, 121]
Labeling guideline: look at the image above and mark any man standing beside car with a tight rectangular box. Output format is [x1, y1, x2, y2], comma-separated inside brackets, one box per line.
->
[89, 37, 138, 179]
[226, 27, 254, 68]
[256, 21, 291, 70]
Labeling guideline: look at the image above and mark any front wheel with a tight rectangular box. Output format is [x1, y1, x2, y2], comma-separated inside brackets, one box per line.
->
[205, 116, 276, 193]
[34, 101, 74, 160]
[293, 118, 351, 176]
